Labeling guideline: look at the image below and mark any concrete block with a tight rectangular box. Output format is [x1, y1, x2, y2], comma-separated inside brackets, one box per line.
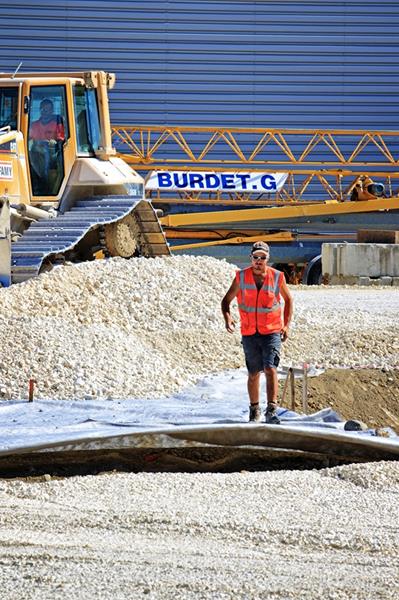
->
[380, 276, 393, 286]
[358, 277, 371, 286]
[369, 278, 383, 286]
[392, 277, 399, 287]
[329, 275, 358, 285]
[322, 243, 399, 278]
[357, 277, 385, 286]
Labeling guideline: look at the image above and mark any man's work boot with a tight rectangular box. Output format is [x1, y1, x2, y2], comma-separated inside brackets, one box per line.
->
[249, 403, 262, 422]
[265, 403, 281, 425]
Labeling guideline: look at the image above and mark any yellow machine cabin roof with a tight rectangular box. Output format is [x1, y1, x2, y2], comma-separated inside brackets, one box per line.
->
[0, 71, 115, 88]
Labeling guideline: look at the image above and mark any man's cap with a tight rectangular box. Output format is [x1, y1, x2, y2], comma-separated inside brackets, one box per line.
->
[251, 241, 270, 255]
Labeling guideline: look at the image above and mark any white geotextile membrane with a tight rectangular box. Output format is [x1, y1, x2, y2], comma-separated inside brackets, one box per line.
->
[0, 255, 398, 401]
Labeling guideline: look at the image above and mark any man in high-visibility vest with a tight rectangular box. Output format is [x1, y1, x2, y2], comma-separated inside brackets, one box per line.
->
[221, 241, 293, 424]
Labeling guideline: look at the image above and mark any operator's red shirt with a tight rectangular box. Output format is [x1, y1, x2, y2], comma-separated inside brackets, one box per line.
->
[30, 117, 65, 141]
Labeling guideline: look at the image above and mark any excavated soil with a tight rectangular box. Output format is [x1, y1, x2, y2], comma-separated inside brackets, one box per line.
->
[286, 368, 399, 432]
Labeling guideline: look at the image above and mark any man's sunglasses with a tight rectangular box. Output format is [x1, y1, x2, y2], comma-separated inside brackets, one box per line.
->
[251, 254, 267, 261]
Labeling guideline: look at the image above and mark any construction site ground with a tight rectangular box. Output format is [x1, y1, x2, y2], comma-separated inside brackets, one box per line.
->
[286, 367, 399, 433]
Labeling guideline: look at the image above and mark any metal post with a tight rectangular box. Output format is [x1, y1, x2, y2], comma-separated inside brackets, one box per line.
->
[280, 369, 290, 406]
[302, 363, 309, 414]
[289, 368, 295, 411]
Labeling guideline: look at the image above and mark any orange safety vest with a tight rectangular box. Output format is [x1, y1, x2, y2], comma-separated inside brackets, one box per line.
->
[236, 266, 284, 335]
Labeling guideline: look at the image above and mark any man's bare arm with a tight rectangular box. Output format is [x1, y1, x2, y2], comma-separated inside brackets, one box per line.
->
[280, 278, 293, 341]
[221, 278, 240, 333]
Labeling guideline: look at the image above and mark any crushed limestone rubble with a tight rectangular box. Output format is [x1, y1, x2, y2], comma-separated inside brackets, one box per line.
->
[0, 255, 398, 400]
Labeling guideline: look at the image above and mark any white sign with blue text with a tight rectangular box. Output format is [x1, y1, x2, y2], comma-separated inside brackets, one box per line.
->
[145, 171, 288, 193]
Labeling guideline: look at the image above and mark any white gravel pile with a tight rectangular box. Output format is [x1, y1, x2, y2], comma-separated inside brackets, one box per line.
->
[0, 461, 398, 599]
[0, 255, 398, 400]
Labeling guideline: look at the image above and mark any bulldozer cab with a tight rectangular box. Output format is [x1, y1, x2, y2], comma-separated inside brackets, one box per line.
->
[0, 71, 115, 205]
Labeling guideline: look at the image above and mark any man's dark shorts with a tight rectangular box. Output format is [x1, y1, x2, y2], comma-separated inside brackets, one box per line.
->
[242, 332, 281, 374]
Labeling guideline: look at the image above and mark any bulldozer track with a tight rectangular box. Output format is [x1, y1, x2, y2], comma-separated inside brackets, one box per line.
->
[11, 196, 169, 283]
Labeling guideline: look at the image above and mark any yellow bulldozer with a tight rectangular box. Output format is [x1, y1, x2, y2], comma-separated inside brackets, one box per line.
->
[0, 70, 169, 285]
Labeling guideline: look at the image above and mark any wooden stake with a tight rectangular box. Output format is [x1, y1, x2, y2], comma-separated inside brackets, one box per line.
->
[28, 379, 36, 402]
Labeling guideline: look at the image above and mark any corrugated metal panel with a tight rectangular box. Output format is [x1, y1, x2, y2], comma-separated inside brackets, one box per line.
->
[1, 1, 399, 129]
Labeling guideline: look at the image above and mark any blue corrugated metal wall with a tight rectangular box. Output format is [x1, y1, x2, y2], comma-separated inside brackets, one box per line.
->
[1, 0, 399, 129]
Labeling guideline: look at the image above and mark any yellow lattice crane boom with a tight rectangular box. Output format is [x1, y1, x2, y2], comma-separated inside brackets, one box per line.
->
[112, 124, 399, 204]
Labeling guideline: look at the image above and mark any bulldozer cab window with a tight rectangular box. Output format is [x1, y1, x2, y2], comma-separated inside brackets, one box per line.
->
[73, 85, 100, 154]
[27, 85, 68, 196]
[0, 87, 18, 130]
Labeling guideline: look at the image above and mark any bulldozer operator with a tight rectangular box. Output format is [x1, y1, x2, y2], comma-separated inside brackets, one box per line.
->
[29, 98, 65, 195]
